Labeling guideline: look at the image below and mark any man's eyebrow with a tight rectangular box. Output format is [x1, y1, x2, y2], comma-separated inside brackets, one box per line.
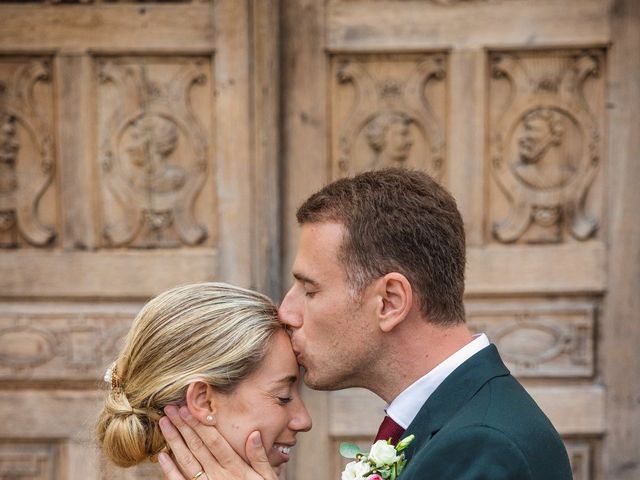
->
[292, 272, 320, 288]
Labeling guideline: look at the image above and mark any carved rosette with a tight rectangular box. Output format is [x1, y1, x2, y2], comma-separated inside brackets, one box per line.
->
[332, 54, 446, 179]
[0, 59, 56, 248]
[489, 51, 603, 244]
[98, 59, 210, 248]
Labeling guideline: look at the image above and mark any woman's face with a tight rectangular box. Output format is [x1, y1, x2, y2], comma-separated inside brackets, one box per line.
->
[212, 330, 312, 469]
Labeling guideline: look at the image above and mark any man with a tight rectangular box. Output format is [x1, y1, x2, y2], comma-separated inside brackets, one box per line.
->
[158, 168, 572, 479]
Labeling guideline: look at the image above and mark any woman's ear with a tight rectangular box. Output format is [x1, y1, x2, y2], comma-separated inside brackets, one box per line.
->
[185, 381, 217, 424]
[374, 272, 413, 333]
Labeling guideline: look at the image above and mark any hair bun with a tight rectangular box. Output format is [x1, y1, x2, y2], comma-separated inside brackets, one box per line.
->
[96, 393, 165, 468]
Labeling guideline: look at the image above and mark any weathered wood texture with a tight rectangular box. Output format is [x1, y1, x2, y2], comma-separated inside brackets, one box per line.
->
[281, 1, 636, 480]
[1, 0, 638, 479]
[281, 2, 332, 477]
[0, 1, 280, 478]
[603, 0, 640, 479]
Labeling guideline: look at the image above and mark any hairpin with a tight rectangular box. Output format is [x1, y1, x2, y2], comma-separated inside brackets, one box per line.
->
[103, 363, 123, 392]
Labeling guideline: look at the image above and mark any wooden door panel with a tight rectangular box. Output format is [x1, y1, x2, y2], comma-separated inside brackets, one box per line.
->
[282, 1, 634, 479]
[0, 1, 269, 478]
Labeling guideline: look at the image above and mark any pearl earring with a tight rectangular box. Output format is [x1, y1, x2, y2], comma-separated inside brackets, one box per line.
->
[206, 414, 214, 423]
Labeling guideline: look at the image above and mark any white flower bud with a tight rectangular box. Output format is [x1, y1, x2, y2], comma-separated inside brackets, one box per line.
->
[341, 460, 371, 480]
[368, 440, 399, 467]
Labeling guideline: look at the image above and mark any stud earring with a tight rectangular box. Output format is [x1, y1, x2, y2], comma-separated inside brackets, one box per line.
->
[206, 414, 214, 423]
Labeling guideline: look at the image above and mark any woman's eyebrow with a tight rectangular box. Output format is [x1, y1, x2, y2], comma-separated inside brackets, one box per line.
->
[272, 374, 298, 386]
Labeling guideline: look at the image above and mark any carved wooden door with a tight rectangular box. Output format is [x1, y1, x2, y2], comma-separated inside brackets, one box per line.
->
[281, 1, 640, 480]
[0, 1, 279, 478]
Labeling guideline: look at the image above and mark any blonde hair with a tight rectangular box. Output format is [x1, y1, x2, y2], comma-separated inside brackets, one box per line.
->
[96, 282, 281, 468]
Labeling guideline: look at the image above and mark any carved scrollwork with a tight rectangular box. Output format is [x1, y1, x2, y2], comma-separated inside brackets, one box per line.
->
[0, 59, 56, 248]
[332, 54, 446, 179]
[98, 59, 210, 248]
[467, 303, 594, 378]
[0, 313, 135, 381]
[489, 51, 603, 244]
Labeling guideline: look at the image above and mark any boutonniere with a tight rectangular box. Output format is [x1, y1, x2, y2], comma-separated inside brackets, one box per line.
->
[339, 435, 415, 480]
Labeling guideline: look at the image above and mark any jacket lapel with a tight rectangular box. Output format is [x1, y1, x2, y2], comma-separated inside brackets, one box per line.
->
[401, 344, 510, 460]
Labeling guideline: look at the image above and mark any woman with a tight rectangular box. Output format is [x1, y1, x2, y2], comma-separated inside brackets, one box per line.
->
[96, 282, 311, 474]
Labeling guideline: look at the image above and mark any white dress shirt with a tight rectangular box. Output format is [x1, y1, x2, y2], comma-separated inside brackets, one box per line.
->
[386, 333, 491, 429]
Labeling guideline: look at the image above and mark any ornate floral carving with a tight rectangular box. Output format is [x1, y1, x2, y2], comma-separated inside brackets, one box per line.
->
[332, 54, 446, 179]
[98, 59, 210, 248]
[0, 59, 56, 248]
[489, 50, 603, 244]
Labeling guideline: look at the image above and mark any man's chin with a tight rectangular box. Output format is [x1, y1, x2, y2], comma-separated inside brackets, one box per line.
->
[302, 370, 345, 391]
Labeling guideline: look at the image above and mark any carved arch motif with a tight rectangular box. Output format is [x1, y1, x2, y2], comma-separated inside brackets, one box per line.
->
[98, 59, 210, 248]
[0, 59, 55, 248]
[332, 54, 446, 179]
[489, 51, 603, 244]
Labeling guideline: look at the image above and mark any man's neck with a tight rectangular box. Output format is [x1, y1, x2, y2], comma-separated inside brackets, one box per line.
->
[369, 321, 475, 403]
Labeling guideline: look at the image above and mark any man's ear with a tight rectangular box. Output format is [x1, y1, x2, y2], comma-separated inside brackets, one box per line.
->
[374, 272, 413, 333]
[185, 381, 217, 424]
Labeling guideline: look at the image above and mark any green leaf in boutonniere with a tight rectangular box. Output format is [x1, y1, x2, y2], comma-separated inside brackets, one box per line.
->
[339, 442, 363, 459]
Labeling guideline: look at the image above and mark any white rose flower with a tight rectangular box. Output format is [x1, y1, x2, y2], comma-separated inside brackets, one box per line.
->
[341, 460, 370, 480]
[368, 440, 399, 467]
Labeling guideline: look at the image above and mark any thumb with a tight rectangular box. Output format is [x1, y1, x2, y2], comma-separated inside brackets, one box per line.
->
[246, 431, 279, 480]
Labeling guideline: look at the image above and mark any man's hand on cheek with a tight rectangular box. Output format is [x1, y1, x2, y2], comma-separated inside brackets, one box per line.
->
[157, 405, 278, 480]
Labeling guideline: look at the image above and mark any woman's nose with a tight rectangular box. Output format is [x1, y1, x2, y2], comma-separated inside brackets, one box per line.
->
[290, 400, 312, 433]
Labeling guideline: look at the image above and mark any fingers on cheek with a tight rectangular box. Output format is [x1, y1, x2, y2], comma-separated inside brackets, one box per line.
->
[159, 417, 179, 439]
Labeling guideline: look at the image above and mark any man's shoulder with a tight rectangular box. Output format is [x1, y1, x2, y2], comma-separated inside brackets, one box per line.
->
[403, 375, 572, 479]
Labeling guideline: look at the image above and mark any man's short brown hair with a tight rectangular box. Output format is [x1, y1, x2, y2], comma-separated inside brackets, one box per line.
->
[296, 168, 466, 325]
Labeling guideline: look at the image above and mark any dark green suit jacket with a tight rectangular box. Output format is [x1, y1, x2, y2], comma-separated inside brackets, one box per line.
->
[399, 345, 572, 479]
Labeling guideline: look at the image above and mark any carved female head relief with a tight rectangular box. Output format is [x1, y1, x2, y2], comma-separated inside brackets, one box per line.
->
[98, 59, 211, 249]
[331, 54, 446, 180]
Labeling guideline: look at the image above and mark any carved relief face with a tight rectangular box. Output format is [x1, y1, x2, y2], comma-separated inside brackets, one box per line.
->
[366, 112, 413, 164]
[122, 114, 185, 193]
[126, 114, 178, 170]
[385, 118, 413, 162]
[0, 114, 19, 194]
[518, 110, 562, 164]
[0, 114, 19, 164]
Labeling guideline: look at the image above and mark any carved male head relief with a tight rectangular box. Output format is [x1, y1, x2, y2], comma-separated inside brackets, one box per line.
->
[518, 108, 564, 165]
[365, 111, 413, 165]
[514, 107, 576, 191]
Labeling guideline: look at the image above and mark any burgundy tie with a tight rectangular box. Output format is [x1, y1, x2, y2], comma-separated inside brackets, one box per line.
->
[374, 415, 405, 444]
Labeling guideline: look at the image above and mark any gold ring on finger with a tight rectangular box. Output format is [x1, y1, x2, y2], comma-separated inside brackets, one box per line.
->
[191, 471, 205, 480]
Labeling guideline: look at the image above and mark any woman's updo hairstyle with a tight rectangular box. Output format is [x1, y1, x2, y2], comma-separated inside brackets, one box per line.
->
[96, 282, 281, 468]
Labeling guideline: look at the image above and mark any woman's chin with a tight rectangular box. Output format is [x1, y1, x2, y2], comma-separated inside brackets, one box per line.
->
[268, 444, 292, 467]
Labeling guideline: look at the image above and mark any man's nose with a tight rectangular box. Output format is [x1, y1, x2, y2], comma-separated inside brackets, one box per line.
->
[279, 288, 302, 328]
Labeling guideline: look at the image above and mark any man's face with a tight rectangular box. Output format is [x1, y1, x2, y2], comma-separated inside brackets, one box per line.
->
[279, 222, 379, 391]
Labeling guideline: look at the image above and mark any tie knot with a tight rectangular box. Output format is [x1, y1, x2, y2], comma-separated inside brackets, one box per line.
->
[374, 415, 405, 445]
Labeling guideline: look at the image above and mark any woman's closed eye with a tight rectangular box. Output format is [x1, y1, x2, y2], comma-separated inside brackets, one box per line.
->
[277, 396, 293, 405]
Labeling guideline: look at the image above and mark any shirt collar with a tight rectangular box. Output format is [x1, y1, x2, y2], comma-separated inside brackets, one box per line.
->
[386, 333, 490, 429]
